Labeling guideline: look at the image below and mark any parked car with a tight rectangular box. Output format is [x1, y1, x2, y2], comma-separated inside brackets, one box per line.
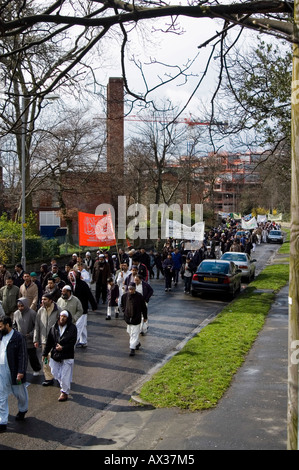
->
[220, 252, 256, 282]
[267, 230, 284, 244]
[191, 260, 242, 299]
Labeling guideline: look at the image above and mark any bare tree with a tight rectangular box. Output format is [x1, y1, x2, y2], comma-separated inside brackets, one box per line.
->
[128, 107, 189, 204]
[0, 0, 106, 216]
[124, 137, 152, 205]
[30, 108, 106, 242]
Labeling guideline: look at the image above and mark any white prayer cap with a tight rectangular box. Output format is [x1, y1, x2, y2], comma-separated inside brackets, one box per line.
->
[60, 310, 69, 317]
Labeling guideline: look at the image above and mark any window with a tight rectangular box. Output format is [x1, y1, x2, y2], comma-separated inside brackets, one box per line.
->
[39, 211, 60, 226]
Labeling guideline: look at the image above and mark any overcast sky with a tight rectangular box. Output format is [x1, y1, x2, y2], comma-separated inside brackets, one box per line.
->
[98, 15, 224, 115]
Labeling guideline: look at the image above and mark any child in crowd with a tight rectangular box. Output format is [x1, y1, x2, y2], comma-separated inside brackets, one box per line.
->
[106, 277, 119, 320]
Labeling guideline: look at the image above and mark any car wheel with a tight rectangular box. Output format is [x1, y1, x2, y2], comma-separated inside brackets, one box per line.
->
[191, 290, 197, 297]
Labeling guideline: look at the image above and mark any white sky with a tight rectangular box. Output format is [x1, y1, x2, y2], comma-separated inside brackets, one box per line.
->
[97, 15, 225, 116]
[35, 1, 279, 123]
[87, 13, 263, 130]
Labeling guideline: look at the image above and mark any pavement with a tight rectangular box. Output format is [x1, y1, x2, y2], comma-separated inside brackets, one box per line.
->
[60, 251, 289, 451]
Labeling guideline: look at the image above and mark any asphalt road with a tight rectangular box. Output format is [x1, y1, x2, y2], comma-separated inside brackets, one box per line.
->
[0, 242, 279, 450]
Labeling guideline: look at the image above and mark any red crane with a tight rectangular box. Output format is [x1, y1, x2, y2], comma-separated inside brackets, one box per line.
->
[123, 114, 227, 127]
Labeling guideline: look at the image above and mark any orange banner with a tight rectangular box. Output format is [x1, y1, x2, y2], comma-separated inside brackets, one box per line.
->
[78, 212, 116, 247]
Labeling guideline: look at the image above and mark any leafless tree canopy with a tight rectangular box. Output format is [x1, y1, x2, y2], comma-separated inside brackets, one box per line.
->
[0, 0, 295, 104]
[0, 0, 294, 213]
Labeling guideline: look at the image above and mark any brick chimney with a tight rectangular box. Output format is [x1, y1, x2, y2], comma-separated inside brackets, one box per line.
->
[107, 77, 124, 210]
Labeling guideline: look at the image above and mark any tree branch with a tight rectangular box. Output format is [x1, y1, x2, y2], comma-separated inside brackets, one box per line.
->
[0, 1, 293, 38]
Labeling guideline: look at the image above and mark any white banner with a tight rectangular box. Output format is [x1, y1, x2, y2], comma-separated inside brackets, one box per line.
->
[241, 217, 258, 230]
[218, 211, 231, 218]
[257, 214, 268, 223]
[166, 219, 205, 241]
[268, 213, 282, 221]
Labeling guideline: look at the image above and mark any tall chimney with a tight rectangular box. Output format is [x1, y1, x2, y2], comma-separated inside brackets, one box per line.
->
[107, 77, 124, 210]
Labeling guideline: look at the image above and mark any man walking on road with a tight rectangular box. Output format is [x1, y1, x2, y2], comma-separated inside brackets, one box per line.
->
[121, 282, 148, 356]
[57, 285, 84, 344]
[0, 316, 28, 432]
[0, 277, 20, 318]
[33, 294, 62, 386]
[13, 298, 41, 376]
[19, 272, 38, 311]
[43, 310, 77, 402]
[92, 254, 111, 305]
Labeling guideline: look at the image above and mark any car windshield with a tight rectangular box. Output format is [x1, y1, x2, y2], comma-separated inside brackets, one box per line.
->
[222, 253, 247, 262]
[198, 262, 229, 274]
[270, 231, 281, 235]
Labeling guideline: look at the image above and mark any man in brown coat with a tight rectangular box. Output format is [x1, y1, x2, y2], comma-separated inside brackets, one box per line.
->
[19, 273, 38, 311]
[92, 254, 111, 305]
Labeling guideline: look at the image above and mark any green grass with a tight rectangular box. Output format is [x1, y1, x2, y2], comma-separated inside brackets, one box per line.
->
[278, 242, 290, 255]
[139, 289, 274, 410]
[250, 264, 289, 292]
[139, 245, 290, 411]
[279, 227, 290, 255]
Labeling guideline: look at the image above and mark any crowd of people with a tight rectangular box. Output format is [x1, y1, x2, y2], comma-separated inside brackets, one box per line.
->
[117, 218, 281, 294]
[0, 216, 281, 431]
[0, 249, 155, 430]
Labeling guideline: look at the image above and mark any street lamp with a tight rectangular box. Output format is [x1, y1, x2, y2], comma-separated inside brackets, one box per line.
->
[21, 95, 26, 270]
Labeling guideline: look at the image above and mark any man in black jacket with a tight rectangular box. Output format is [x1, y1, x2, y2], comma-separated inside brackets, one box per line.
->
[121, 282, 147, 356]
[43, 310, 77, 402]
[0, 316, 28, 432]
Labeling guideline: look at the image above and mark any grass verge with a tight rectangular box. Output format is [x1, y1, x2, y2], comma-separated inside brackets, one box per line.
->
[250, 264, 289, 292]
[139, 248, 289, 411]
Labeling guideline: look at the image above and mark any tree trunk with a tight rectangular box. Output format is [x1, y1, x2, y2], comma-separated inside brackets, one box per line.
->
[288, 2, 299, 450]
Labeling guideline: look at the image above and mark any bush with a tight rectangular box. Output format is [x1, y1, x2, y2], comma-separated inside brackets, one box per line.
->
[0, 237, 60, 265]
[41, 238, 60, 259]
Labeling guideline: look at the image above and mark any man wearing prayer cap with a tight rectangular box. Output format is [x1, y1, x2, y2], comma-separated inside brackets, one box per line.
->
[43, 309, 77, 402]
[57, 286, 83, 324]
[84, 251, 94, 277]
[92, 252, 111, 306]
[57, 285, 83, 344]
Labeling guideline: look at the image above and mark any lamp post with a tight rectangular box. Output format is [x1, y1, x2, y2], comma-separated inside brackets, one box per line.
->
[21, 95, 26, 270]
